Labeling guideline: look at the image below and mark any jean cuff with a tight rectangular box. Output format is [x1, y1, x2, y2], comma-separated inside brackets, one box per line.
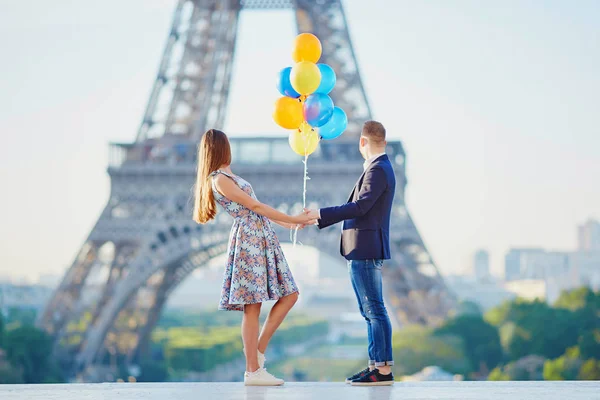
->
[374, 361, 394, 367]
[368, 360, 376, 366]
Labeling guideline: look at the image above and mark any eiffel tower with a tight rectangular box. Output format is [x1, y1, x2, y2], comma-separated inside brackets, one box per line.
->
[37, 0, 455, 376]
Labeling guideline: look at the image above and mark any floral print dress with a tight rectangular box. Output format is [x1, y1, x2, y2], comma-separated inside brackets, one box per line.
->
[210, 170, 299, 311]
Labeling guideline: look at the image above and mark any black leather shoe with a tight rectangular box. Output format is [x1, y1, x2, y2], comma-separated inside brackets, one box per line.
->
[345, 367, 371, 384]
[351, 368, 394, 386]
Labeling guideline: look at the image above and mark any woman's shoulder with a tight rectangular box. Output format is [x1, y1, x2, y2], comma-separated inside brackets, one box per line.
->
[211, 169, 233, 178]
[212, 170, 241, 186]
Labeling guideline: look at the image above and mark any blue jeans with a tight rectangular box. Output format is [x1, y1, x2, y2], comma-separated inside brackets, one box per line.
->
[348, 259, 394, 367]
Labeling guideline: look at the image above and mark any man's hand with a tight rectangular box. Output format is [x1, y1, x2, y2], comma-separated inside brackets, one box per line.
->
[303, 209, 320, 220]
[303, 209, 320, 226]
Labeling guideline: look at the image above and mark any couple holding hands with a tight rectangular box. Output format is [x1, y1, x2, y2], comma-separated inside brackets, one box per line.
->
[193, 121, 395, 386]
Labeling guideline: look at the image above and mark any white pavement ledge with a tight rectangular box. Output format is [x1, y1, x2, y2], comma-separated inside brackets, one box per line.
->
[0, 381, 599, 400]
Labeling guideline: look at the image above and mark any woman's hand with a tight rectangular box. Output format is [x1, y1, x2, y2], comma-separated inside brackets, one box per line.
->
[292, 212, 316, 225]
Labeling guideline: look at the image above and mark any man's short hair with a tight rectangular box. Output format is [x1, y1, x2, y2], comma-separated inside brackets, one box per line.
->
[362, 120, 386, 144]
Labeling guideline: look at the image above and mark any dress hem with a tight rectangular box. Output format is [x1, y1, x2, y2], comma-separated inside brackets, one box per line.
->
[218, 290, 300, 311]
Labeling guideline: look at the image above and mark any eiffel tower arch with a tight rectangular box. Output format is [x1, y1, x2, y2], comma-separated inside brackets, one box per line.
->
[37, 0, 455, 376]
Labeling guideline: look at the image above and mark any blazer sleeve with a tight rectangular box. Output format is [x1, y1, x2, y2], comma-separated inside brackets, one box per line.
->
[318, 165, 387, 229]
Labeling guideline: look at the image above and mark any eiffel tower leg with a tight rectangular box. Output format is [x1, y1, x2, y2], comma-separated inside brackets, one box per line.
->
[37, 237, 142, 363]
[74, 224, 229, 370]
[136, 0, 240, 142]
[135, 0, 187, 142]
[125, 264, 178, 364]
[386, 200, 457, 326]
[37, 241, 98, 336]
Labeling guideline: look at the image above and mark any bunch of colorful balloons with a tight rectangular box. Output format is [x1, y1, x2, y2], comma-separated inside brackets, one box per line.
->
[273, 33, 348, 156]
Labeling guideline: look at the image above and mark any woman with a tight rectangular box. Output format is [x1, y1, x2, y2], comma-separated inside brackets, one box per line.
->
[193, 129, 314, 386]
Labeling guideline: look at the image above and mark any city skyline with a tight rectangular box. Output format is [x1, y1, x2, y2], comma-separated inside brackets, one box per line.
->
[1, 0, 599, 282]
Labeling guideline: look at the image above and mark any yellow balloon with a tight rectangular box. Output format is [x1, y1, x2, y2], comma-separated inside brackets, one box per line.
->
[273, 96, 303, 129]
[292, 33, 322, 63]
[289, 122, 320, 156]
[290, 61, 321, 95]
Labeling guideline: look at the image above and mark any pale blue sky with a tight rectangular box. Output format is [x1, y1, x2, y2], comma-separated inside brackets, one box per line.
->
[0, 0, 598, 282]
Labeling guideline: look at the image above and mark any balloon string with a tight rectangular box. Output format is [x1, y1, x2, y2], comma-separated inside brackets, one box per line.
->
[302, 152, 309, 209]
[292, 150, 310, 248]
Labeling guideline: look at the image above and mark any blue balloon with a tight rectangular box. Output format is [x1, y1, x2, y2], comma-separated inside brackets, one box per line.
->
[315, 64, 336, 94]
[303, 93, 334, 128]
[276, 67, 300, 98]
[319, 107, 347, 140]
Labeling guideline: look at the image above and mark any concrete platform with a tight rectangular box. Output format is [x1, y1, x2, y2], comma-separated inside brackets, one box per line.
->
[1, 381, 599, 400]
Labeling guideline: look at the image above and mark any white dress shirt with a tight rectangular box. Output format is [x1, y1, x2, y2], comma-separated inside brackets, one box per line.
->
[362, 152, 386, 171]
[317, 152, 387, 219]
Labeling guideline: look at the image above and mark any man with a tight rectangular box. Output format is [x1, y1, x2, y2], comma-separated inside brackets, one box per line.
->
[306, 120, 396, 386]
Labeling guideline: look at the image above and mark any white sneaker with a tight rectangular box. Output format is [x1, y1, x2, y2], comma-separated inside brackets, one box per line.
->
[243, 348, 266, 368]
[244, 368, 284, 386]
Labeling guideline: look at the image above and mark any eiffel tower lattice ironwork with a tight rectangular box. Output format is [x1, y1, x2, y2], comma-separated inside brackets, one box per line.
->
[37, 0, 455, 377]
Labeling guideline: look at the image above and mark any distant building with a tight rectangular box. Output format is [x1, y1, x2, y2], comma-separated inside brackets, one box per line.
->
[504, 241, 600, 303]
[570, 251, 600, 287]
[445, 275, 516, 310]
[503, 279, 547, 301]
[504, 248, 545, 281]
[578, 219, 600, 251]
[526, 251, 570, 280]
[504, 248, 571, 281]
[473, 249, 490, 282]
[0, 283, 53, 314]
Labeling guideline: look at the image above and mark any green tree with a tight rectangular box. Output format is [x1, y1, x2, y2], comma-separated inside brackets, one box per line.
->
[543, 348, 582, 381]
[435, 315, 503, 373]
[506, 355, 546, 380]
[488, 367, 510, 381]
[137, 359, 168, 382]
[489, 355, 546, 381]
[455, 301, 483, 317]
[578, 329, 600, 359]
[392, 326, 471, 377]
[578, 359, 600, 380]
[499, 322, 530, 360]
[0, 362, 24, 384]
[4, 326, 63, 383]
[555, 288, 600, 334]
[0, 313, 5, 348]
[486, 299, 579, 361]
[554, 287, 599, 312]
[484, 300, 511, 326]
[3, 307, 37, 327]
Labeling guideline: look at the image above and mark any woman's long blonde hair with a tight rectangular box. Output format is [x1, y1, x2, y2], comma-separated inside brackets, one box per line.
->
[193, 129, 232, 224]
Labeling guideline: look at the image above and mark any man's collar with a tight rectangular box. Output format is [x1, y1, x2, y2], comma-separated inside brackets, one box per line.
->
[363, 153, 386, 170]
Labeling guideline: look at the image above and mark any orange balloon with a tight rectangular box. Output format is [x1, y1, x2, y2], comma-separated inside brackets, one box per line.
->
[292, 33, 322, 63]
[273, 97, 303, 129]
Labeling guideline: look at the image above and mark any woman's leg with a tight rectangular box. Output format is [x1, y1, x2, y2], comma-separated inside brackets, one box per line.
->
[257, 292, 299, 353]
[242, 303, 262, 372]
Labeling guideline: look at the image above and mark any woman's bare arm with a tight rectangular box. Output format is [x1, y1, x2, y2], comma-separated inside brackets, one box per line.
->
[270, 219, 308, 230]
[213, 175, 313, 225]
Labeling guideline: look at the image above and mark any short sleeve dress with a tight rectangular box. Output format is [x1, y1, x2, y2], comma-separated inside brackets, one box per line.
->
[210, 170, 299, 311]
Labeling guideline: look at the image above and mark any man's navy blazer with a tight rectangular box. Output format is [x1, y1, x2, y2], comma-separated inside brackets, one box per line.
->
[318, 154, 396, 260]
